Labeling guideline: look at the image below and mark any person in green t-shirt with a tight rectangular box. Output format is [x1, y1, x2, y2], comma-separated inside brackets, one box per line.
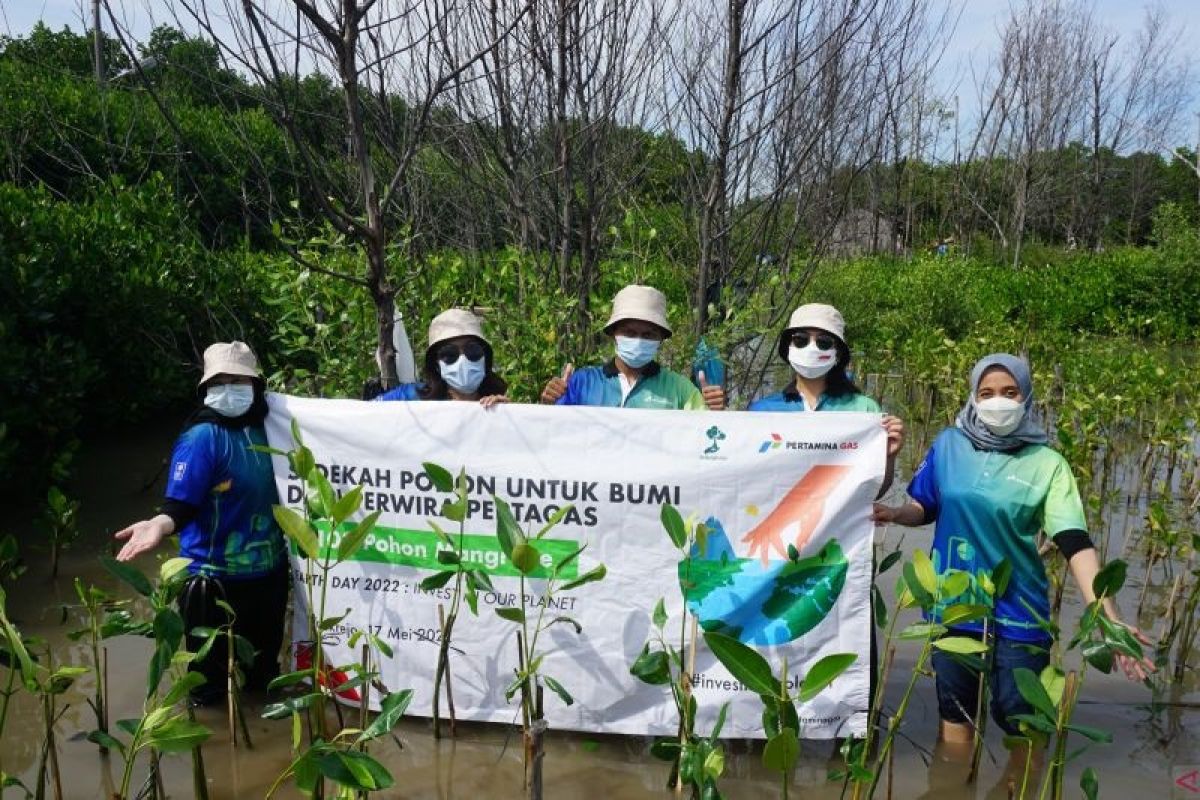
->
[873, 353, 1153, 752]
[539, 284, 725, 410]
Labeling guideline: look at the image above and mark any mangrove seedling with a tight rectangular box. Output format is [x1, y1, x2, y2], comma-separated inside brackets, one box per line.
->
[191, 597, 256, 748]
[493, 495, 605, 799]
[419, 461, 495, 738]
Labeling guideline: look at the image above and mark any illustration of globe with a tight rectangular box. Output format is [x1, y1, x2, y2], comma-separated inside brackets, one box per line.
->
[679, 517, 848, 645]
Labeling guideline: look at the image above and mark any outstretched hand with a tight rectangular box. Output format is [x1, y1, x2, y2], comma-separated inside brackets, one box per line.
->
[113, 515, 173, 562]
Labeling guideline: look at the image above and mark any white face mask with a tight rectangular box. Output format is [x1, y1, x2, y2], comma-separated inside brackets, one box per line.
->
[975, 396, 1025, 435]
[204, 384, 255, 417]
[787, 343, 837, 379]
[615, 336, 661, 369]
[439, 355, 486, 395]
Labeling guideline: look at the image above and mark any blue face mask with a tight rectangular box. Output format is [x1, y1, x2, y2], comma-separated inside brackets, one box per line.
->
[204, 384, 255, 417]
[615, 336, 661, 369]
[439, 355, 486, 395]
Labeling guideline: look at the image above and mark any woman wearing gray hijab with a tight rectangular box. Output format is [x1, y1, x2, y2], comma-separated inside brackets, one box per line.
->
[873, 354, 1152, 750]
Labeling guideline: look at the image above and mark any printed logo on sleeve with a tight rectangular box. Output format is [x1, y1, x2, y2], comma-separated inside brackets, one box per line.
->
[172, 462, 187, 482]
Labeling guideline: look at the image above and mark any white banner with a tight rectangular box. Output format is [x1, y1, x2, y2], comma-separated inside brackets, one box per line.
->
[264, 395, 883, 739]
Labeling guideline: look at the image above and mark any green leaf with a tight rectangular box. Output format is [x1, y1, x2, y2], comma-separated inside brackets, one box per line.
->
[872, 584, 888, 629]
[496, 608, 525, 624]
[495, 497, 525, 559]
[902, 562, 934, 609]
[992, 559, 1012, 598]
[358, 689, 413, 742]
[330, 486, 363, 524]
[510, 543, 539, 575]
[272, 506, 319, 559]
[559, 564, 606, 591]
[650, 738, 681, 761]
[535, 505, 574, 539]
[162, 671, 207, 708]
[932, 637, 989, 655]
[941, 604, 989, 626]
[762, 727, 800, 773]
[437, 549, 462, 565]
[708, 701, 731, 743]
[336, 511, 381, 562]
[941, 570, 970, 598]
[877, 549, 903, 575]
[159, 557, 192, 583]
[100, 556, 153, 597]
[799, 653, 857, 702]
[703, 747, 725, 780]
[145, 718, 211, 753]
[630, 647, 671, 685]
[87, 730, 126, 755]
[267, 669, 315, 691]
[543, 675, 573, 706]
[262, 692, 322, 720]
[912, 550, 938, 595]
[422, 462, 454, 492]
[1064, 723, 1112, 743]
[1092, 560, 1127, 599]
[314, 750, 393, 791]
[703, 632, 779, 697]
[661, 505, 687, 549]
[897, 622, 946, 640]
[1012, 667, 1057, 720]
[419, 570, 456, 591]
[1080, 766, 1099, 800]
[1080, 641, 1114, 673]
[441, 500, 467, 523]
[652, 598, 668, 630]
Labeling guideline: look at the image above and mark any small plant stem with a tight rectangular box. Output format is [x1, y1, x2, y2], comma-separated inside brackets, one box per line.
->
[867, 638, 933, 798]
[187, 704, 210, 800]
[967, 618, 992, 783]
[227, 630, 237, 745]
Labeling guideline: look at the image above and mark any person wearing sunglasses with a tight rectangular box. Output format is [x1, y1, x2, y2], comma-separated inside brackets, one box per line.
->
[376, 308, 509, 406]
[539, 284, 725, 410]
[749, 303, 903, 489]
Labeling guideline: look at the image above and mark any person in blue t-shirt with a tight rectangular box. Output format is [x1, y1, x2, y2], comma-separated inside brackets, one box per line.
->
[115, 341, 288, 705]
[375, 308, 510, 407]
[873, 354, 1152, 749]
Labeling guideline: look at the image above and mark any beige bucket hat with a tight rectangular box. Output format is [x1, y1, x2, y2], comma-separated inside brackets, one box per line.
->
[776, 303, 846, 361]
[198, 341, 261, 387]
[603, 284, 672, 337]
[427, 308, 489, 350]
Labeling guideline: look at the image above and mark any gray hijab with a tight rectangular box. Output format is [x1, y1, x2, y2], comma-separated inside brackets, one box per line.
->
[955, 353, 1049, 451]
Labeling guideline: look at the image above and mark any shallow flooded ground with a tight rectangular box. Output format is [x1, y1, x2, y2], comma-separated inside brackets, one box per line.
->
[2, 420, 1196, 799]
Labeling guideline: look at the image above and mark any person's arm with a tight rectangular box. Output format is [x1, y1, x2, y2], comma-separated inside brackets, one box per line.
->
[872, 499, 926, 526]
[114, 514, 175, 561]
[540, 364, 573, 404]
[116, 427, 211, 561]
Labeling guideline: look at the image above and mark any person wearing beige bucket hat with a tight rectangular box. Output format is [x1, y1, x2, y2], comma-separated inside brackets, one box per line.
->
[113, 341, 288, 706]
[539, 284, 725, 410]
[375, 308, 509, 405]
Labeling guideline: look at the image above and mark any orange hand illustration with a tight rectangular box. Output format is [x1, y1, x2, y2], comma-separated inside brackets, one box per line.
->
[741, 465, 852, 566]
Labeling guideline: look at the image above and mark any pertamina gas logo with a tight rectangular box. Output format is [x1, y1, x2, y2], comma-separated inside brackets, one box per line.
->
[758, 433, 859, 454]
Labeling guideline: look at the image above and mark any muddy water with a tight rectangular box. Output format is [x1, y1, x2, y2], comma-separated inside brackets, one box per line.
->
[1, 421, 1197, 799]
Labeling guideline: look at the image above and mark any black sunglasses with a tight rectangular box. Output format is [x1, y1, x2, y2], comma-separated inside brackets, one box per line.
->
[436, 340, 486, 365]
[790, 332, 837, 351]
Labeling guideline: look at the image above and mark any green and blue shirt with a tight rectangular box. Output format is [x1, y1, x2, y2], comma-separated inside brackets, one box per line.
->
[907, 427, 1087, 643]
[166, 423, 285, 579]
[748, 387, 882, 413]
[557, 360, 705, 410]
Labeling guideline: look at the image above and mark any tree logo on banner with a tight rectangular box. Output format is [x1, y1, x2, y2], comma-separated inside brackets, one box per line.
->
[704, 426, 727, 455]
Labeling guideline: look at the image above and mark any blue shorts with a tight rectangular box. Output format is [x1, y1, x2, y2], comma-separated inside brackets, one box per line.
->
[931, 630, 1050, 736]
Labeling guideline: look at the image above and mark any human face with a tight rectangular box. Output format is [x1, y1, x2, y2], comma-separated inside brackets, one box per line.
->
[976, 366, 1023, 402]
[610, 319, 665, 341]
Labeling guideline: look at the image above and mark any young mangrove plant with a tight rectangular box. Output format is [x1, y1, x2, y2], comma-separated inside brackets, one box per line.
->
[418, 461, 495, 738]
[262, 419, 413, 798]
[848, 550, 995, 799]
[64, 578, 137, 750]
[1006, 559, 1146, 800]
[93, 555, 213, 800]
[705, 630, 856, 800]
[629, 505, 723, 796]
[191, 598, 256, 748]
[493, 496, 605, 800]
[43, 487, 79, 581]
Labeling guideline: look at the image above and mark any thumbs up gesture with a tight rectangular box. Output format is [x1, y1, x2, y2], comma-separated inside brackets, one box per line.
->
[540, 363, 574, 404]
[699, 370, 726, 411]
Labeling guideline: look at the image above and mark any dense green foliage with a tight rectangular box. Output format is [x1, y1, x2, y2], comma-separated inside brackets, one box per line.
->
[2, 23, 1198, 500]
